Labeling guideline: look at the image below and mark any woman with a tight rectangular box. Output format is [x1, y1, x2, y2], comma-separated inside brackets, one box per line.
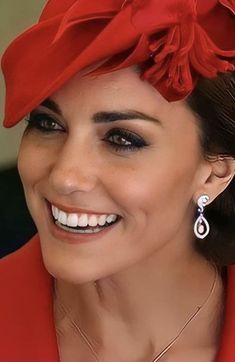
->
[1, 1, 235, 361]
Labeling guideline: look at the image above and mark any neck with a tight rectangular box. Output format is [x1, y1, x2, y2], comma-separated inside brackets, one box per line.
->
[53, 247, 224, 361]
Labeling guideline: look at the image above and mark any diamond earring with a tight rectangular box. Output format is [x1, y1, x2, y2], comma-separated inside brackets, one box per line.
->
[194, 195, 210, 239]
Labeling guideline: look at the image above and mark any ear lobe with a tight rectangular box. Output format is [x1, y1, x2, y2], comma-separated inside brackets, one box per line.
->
[195, 157, 235, 204]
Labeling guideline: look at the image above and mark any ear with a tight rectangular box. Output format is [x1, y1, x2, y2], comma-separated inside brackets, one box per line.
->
[193, 156, 235, 205]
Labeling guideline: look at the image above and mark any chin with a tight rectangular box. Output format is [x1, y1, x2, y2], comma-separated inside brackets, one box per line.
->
[39, 236, 117, 284]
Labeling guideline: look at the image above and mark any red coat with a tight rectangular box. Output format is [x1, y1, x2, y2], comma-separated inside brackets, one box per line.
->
[0, 234, 234, 362]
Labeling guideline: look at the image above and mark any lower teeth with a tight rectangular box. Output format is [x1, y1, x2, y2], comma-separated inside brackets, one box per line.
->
[55, 221, 107, 234]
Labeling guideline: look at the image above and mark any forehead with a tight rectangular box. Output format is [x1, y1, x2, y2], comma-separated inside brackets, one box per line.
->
[50, 67, 200, 138]
[51, 67, 172, 118]
[50, 67, 199, 134]
[52, 67, 164, 105]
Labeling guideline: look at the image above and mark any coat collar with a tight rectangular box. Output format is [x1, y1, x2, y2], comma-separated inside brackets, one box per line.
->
[0, 234, 59, 362]
[0, 234, 234, 361]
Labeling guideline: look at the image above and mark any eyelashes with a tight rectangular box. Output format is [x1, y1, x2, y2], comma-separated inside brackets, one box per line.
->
[25, 112, 148, 152]
[104, 128, 147, 151]
[25, 112, 64, 133]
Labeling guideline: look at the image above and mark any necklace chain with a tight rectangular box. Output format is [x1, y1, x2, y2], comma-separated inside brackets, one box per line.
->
[54, 266, 218, 362]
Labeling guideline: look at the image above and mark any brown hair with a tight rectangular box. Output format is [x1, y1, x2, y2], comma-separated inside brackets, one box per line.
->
[187, 71, 235, 266]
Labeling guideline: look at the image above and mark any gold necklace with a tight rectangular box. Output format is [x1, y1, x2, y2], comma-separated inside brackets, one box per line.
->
[54, 266, 218, 362]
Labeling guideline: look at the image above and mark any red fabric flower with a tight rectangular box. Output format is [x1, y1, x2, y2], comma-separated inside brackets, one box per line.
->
[128, 0, 235, 100]
[1, 0, 235, 127]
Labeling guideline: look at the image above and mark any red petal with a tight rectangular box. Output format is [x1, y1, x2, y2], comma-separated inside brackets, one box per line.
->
[190, 23, 235, 78]
[39, 0, 77, 21]
[53, 0, 121, 42]
[143, 21, 195, 98]
[219, 0, 235, 14]
[131, 0, 196, 32]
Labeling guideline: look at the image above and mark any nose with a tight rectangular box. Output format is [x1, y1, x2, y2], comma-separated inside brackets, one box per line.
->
[48, 138, 99, 195]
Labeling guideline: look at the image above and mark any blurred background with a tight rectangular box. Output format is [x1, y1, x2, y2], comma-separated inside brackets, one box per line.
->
[0, 1, 45, 257]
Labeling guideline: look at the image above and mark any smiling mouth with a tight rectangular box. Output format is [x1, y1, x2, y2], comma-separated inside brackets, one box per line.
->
[50, 204, 122, 234]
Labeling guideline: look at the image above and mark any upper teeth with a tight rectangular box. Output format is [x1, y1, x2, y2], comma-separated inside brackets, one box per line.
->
[51, 205, 118, 228]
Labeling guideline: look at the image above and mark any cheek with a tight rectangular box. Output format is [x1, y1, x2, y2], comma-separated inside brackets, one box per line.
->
[18, 138, 54, 187]
[17, 139, 56, 216]
[18, 141, 36, 189]
[105, 153, 197, 235]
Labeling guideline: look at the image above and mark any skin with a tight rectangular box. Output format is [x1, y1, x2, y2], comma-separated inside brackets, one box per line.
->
[18, 67, 235, 361]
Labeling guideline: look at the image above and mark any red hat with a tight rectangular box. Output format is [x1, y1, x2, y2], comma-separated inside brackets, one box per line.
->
[1, 0, 235, 128]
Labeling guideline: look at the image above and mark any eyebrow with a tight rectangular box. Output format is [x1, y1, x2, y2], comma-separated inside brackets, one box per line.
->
[39, 98, 162, 126]
[93, 111, 162, 125]
[40, 99, 62, 115]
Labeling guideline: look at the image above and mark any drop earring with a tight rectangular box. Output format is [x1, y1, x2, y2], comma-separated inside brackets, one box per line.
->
[194, 195, 210, 239]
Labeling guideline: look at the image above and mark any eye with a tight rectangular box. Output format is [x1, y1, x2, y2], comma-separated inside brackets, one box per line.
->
[104, 128, 148, 152]
[25, 112, 65, 133]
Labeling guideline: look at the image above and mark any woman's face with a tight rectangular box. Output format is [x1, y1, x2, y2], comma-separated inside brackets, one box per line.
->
[18, 67, 209, 283]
